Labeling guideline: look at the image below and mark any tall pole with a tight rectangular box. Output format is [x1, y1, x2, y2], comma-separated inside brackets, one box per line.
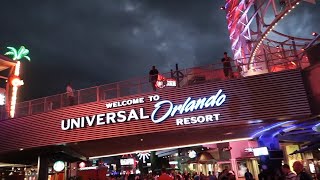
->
[263, 48, 270, 73]
[64, 162, 68, 180]
[291, 38, 301, 68]
[37, 155, 48, 180]
[175, 64, 180, 88]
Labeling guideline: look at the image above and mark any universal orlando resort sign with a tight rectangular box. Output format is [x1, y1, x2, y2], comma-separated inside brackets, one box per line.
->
[61, 89, 226, 130]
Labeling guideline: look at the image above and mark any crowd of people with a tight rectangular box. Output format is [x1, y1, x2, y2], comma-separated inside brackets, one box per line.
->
[281, 161, 313, 180]
[257, 161, 313, 180]
[114, 168, 232, 180]
[103, 160, 315, 180]
[155, 168, 235, 180]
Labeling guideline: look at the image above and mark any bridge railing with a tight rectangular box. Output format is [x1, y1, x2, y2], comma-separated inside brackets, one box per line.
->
[1, 50, 310, 120]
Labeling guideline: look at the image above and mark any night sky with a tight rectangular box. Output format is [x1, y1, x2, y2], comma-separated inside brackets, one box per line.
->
[0, 0, 319, 101]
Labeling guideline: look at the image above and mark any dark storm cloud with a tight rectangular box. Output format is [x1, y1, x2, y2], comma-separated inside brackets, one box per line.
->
[267, 2, 320, 42]
[1, 1, 318, 100]
[278, 2, 320, 37]
[0, 0, 229, 100]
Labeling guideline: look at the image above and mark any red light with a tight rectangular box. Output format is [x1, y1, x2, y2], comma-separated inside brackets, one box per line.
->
[156, 81, 165, 89]
[312, 32, 318, 36]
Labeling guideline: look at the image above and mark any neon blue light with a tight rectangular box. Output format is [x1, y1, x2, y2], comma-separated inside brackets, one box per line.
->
[151, 89, 226, 124]
[151, 100, 173, 123]
[272, 125, 297, 137]
[312, 122, 320, 132]
[250, 121, 292, 139]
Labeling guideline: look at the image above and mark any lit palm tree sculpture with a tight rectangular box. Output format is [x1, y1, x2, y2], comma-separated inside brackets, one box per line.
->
[5, 46, 31, 61]
[4, 46, 31, 118]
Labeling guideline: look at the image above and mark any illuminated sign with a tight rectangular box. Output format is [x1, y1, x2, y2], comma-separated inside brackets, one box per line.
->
[244, 148, 254, 153]
[0, 94, 5, 106]
[120, 158, 134, 166]
[79, 166, 98, 171]
[137, 152, 150, 163]
[156, 79, 176, 89]
[253, 147, 269, 156]
[0, 88, 5, 106]
[169, 161, 178, 165]
[309, 163, 316, 174]
[155, 74, 176, 89]
[151, 89, 225, 123]
[166, 79, 177, 87]
[61, 89, 226, 130]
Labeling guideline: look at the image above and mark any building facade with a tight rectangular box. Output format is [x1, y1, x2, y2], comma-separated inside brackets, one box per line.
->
[0, 64, 319, 179]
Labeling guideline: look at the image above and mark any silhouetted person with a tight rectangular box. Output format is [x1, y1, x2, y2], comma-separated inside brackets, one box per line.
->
[293, 161, 312, 180]
[66, 82, 75, 106]
[194, 172, 200, 180]
[176, 172, 183, 180]
[282, 164, 296, 180]
[227, 172, 236, 180]
[236, 62, 243, 78]
[47, 101, 53, 111]
[245, 169, 253, 180]
[258, 169, 267, 180]
[221, 52, 234, 79]
[218, 169, 228, 180]
[149, 66, 159, 91]
[209, 171, 217, 180]
[158, 168, 172, 180]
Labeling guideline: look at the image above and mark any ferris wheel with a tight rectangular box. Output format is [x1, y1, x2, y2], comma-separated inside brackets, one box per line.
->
[223, 0, 319, 76]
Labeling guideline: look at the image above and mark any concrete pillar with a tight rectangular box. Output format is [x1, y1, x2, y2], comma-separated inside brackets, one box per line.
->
[64, 162, 68, 180]
[230, 159, 239, 179]
[37, 155, 48, 180]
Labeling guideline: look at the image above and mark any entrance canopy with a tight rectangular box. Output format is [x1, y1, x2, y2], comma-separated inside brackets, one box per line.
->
[0, 121, 290, 164]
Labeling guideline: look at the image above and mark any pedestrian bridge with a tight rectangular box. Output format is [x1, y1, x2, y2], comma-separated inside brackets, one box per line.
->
[0, 50, 310, 120]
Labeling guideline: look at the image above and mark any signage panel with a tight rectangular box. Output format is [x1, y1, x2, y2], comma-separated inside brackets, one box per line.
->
[0, 70, 312, 154]
[253, 147, 268, 156]
[120, 158, 134, 166]
[61, 89, 226, 130]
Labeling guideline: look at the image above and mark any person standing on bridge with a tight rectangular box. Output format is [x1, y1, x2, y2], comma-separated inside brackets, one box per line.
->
[221, 52, 234, 79]
[149, 65, 159, 91]
[66, 82, 75, 106]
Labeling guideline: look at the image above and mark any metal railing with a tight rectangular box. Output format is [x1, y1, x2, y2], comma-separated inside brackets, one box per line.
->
[0, 50, 310, 120]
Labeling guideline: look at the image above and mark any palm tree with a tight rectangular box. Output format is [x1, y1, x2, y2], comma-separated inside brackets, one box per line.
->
[4, 46, 30, 118]
[4, 46, 31, 61]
